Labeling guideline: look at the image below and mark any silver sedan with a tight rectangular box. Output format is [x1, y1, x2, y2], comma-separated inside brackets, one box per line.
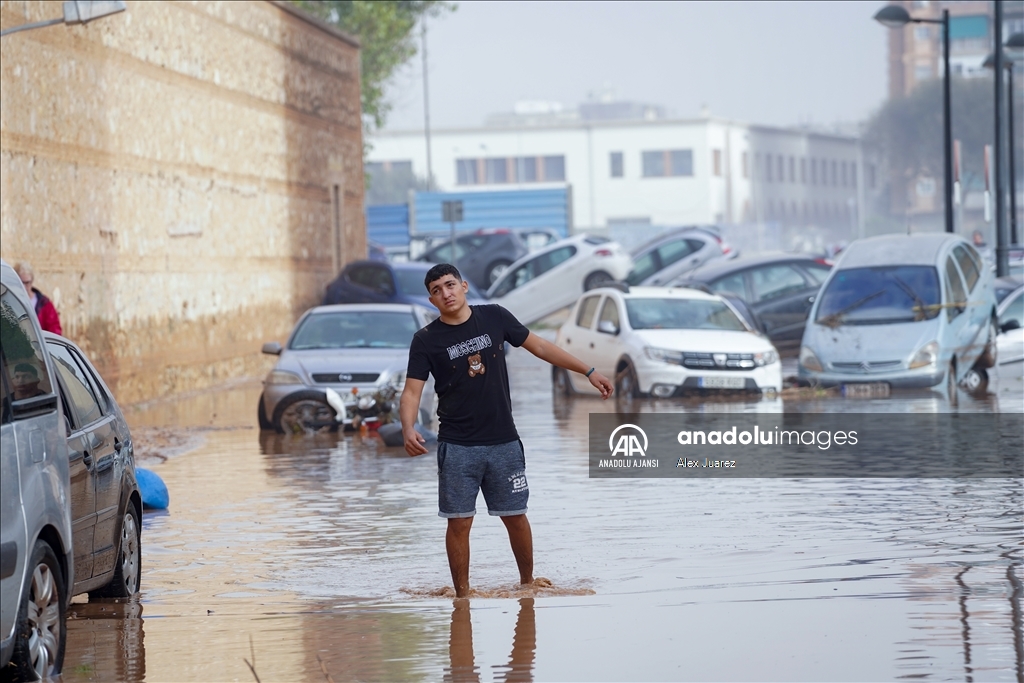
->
[258, 304, 436, 434]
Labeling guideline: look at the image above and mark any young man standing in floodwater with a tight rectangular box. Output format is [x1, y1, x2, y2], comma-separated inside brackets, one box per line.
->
[400, 263, 613, 597]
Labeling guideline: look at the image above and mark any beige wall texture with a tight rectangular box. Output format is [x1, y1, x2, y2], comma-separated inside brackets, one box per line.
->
[1, 0, 366, 405]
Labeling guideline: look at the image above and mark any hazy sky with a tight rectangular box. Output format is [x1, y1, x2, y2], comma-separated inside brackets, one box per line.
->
[381, 0, 890, 132]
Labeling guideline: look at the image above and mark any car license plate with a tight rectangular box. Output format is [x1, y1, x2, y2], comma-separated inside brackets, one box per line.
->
[698, 376, 746, 389]
[841, 382, 891, 398]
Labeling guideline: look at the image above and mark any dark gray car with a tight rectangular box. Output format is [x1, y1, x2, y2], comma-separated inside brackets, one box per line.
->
[416, 230, 529, 290]
[44, 334, 141, 602]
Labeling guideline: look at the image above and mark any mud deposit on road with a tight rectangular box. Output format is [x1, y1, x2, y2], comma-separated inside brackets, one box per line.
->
[63, 348, 1023, 682]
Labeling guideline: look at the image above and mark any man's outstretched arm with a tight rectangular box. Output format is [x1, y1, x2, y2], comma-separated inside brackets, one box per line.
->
[520, 332, 613, 399]
[399, 378, 429, 456]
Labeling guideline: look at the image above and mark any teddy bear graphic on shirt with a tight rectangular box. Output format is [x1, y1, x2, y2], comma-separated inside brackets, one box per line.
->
[467, 353, 486, 377]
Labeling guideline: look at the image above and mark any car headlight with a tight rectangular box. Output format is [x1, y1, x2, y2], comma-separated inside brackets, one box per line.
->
[908, 341, 939, 369]
[799, 346, 823, 372]
[266, 370, 303, 385]
[754, 349, 779, 367]
[645, 347, 684, 365]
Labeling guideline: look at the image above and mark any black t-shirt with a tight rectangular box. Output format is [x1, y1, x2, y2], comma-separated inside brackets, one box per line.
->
[407, 304, 530, 446]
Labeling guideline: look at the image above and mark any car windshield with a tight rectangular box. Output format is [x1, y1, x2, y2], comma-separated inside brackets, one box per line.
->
[815, 266, 941, 326]
[290, 311, 419, 349]
[395, 269, 484, 299]
[625, 298, 746, 331]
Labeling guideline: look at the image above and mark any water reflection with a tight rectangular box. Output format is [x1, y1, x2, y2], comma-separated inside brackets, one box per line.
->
[65, 599, 145, 682]
[445, 598, 536, 683]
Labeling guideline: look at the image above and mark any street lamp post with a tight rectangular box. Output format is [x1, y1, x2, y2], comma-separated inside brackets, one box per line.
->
[0, 1, 126, 37]
[985, 45, 1020, 247]
[874, 5, 954, 235]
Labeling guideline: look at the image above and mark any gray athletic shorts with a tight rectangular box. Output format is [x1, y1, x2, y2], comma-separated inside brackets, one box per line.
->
[437, 439, 528, 518]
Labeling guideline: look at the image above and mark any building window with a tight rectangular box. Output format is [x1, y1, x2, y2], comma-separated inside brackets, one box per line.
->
[486, 158, 507, 184]
[712, 149, 722, 177]
[914, 25, 931, 41]
[543, 155, 565, 181]
[831, 160, 838, 186]
[518, 157, 537, 182]
[777, 156, 785, 183]
[456, 155, 565, 185]
[867, 163, 876, 190]
[915, 64, 933, 82]
[457, 159, 478, 185]
[642, 149, 693, 178]
[742, 152, 749, 179]
[800, 158, 807, 184]
[610, 152, 624, 178]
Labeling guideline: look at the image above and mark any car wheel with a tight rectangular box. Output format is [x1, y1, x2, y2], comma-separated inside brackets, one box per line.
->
[274, 391, 340, 435]
[552, 367, 575, 396]
[485, 260, 512, 286]
[90, 504, 141, 599]
[615, 362, 643, 411]
[9, 540, 67, 681]
[945, 361, 958, 407]
[961, 367, 988, 393]
[257, 393, 273, 431]
[976, 319, 998, 369]
[584, 271, 614, 291]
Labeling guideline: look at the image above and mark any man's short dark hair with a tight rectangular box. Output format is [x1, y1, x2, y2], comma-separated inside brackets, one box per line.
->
[424, 263, 462, 292]
[13, 362, 38, 377]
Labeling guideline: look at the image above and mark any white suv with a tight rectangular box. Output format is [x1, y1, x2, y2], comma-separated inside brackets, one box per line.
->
[553, 285, 782, 398]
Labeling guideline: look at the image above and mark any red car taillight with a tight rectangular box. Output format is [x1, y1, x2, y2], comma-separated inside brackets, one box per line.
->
[595, 249, 613, 256]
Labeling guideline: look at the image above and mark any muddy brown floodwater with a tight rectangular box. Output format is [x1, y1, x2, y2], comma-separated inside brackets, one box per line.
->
[62, 340, 1023, 682]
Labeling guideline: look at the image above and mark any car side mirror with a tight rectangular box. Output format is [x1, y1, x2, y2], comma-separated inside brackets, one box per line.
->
[1001, 319, 1021, 333]
[597, 320, 619, 335]
[261, 341, 282, 355]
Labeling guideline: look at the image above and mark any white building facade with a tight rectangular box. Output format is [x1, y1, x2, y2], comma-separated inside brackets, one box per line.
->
[368, 118, 875, 241]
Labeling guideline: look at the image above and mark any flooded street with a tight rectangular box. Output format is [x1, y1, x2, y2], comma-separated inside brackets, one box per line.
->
[62, 341, 1023, 682]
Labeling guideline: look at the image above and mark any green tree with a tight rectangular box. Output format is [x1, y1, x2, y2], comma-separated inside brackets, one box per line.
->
[292, 1, 454, 131]
[865, 75, 1023, 208]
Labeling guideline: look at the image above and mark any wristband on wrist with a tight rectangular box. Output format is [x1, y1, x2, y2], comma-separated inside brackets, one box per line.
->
[585, 367, 596, 378]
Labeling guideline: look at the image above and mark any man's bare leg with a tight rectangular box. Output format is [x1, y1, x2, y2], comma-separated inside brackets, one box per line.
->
[500, 514, 534, 585]
[446, 517, 474, 597]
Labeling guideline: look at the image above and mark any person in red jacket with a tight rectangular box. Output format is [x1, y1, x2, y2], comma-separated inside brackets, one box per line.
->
[14, 262, 62, 335]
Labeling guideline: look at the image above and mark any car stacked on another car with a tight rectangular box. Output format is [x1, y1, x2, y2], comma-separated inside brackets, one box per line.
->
[553, 284, 782, 400]
[625, 226, 736, 287]
[673, 253, 832, 355]
[416, 229, 531, 290]
[798, 234, 997, 400]
[259, 303, 437, 434]
[486, 234, 633, 325]
[323, 260, 486, 311]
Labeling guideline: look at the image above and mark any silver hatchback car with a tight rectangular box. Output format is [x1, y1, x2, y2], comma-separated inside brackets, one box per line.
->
[1, 259, 73, 681]
[259, 303, 437, 433]
[799, 234, 997, 399]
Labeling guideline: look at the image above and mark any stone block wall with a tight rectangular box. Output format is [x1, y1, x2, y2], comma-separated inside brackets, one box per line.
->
[1, 0, 365, 404]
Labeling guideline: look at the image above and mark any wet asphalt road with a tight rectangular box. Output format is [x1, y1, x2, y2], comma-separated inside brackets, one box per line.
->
[60, 338, 1023, 682]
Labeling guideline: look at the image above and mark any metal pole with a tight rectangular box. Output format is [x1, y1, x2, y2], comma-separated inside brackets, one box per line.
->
[0, 16, 63, 37]
[995, 0, 1009, 276]
[942, 9, 954, 234]
[1008, 63, 1019, 245]
[449, 219, 457, 271]
[421, 20, 434, 190]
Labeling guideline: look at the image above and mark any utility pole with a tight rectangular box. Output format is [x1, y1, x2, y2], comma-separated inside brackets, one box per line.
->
[421, 20, 434, 190]
[995, 0, 1009, 276]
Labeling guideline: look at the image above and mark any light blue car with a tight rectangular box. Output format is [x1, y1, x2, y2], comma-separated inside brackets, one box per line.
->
[798, 234, 997, 401]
